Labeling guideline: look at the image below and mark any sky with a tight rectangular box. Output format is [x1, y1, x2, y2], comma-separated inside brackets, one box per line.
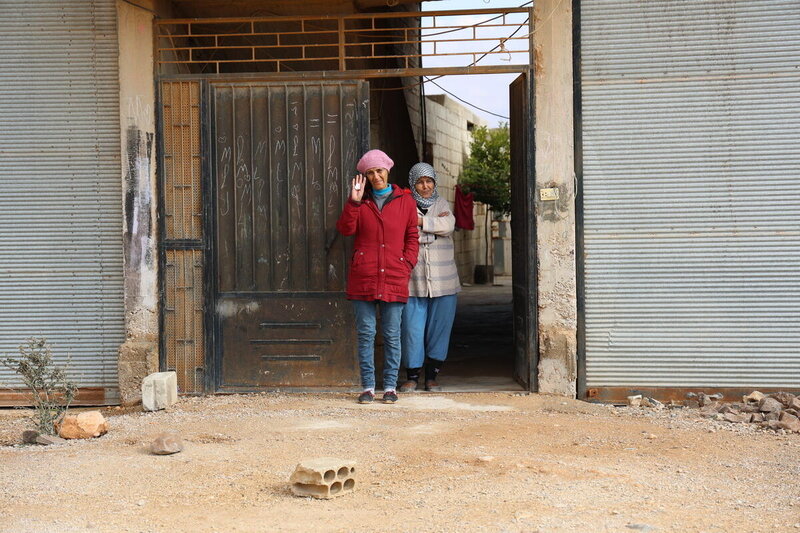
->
[421, 0, 533, 127]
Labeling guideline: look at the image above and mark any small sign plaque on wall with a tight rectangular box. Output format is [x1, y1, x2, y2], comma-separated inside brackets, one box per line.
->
[539, 187, 559, 201]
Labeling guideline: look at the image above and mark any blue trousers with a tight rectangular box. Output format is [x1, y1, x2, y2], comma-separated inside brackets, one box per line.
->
[352, 300, 404, 391]
[401, 294, 458, 369]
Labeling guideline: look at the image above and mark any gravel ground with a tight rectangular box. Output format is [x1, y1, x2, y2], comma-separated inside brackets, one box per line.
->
[1, 392, 799, 533]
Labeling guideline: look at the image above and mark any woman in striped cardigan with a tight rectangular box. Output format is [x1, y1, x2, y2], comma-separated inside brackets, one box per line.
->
[399, 162, 461, 392]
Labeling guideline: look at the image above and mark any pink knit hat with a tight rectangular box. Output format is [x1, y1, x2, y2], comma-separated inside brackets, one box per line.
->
[356, 149, 394, 174]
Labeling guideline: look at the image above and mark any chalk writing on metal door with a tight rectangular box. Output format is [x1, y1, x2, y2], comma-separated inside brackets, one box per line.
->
[212, 81, 369, 388]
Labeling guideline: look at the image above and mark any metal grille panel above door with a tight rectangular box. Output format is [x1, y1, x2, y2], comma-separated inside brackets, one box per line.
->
[212, 81, 369, 389]
[579, 0, 800, 398]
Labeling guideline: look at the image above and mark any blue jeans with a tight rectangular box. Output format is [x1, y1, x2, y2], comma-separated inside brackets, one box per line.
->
[401, 294, 458, 369]
[352, 300, 405, 391]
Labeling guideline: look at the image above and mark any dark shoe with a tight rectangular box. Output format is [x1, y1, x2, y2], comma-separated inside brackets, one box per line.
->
[424, 380, 442, 392]
[358, 390, 374, 404]
[382, 390, 398, 403]
[398, 380, 418, 393]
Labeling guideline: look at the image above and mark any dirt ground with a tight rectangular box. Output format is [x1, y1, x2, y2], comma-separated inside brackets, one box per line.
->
[1, 393, 799, 533]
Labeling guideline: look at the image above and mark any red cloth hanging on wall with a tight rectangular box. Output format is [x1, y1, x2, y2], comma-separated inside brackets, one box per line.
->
[454, 184, 475, 230]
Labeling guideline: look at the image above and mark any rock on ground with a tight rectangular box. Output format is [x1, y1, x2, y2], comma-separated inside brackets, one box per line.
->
[57, 411, 108, 439]
[778, 413, 800, 433]
[21, 430, 39, 444]
[35, 434, 66, 446]
[150, 432, 183, 455]
[758, 397, 783, 414]
[743, 391, 765, 404]
[770, 392, 796, 408]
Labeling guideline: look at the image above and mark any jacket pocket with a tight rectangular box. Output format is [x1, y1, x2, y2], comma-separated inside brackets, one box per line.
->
[398, 256, 411, 274]
[387, 255, 412, 281]
[350, 249, 377, 277]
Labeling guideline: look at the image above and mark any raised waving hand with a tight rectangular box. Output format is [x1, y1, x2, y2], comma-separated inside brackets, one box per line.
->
[350, 173, 366, 202]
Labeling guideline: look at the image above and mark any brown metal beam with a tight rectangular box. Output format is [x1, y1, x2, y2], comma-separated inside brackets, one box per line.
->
[155, 7, 529, 25]
[0, 387, 117, 407]
[158, 64, 530, 82]
[354, 0, 428, 8]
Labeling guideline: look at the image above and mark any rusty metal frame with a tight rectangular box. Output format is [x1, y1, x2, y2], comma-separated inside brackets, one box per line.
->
[586, 386, 800, 404]
[0, 388, 117, 407]
[156, 7, 532, 76]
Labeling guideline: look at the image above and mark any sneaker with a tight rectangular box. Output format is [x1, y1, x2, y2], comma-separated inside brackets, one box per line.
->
[382, 390, 398, 403]
[398, 380, 418, 393]
[358, 390, 374, 404]
[424, 380, 442, 392]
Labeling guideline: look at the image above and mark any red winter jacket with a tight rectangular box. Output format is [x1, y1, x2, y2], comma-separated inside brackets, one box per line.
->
[336, 185, 419, 302]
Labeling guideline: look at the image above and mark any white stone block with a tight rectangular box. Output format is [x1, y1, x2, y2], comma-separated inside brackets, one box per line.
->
[142, 371, 178, 412]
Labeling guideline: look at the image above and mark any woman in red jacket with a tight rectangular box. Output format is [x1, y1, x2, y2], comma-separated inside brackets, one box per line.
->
[336, 150, 419, 404]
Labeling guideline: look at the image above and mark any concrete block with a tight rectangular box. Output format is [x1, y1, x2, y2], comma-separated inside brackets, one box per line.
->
[142, 371, 178, 412]
[290, 458, 356, 499]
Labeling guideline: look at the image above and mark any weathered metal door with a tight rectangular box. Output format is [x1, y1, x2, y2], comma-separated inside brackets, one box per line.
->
[211, 81, 369, 389]
[509, 72, 537, 390]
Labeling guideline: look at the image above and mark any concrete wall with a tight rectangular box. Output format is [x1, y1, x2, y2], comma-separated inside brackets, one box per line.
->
[422, 94, 487, 285]
[399, 4, 423, 164]
[533, 0, 577, 396]
[367, 4, 423, 180]
[116, 0, 160, 404]
[493, 216, 512, 276]
[465, 204, 490, 284]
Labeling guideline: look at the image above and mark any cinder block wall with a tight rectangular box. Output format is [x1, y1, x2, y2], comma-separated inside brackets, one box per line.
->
[422, 94, 487, 284]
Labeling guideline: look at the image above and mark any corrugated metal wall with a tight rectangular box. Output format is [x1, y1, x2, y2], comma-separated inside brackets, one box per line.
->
[580, 1, 800, 388]
[0, 1, 124, 390]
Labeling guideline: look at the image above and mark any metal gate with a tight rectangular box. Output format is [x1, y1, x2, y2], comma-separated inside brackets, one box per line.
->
[159, 81, 206, 394]
[578, 0, 800, 400]
[212, 81, 369, 389]
[156, 7, 539, 393]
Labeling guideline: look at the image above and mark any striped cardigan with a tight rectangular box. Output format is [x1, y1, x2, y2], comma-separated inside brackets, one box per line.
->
[408, 196, 461, 298]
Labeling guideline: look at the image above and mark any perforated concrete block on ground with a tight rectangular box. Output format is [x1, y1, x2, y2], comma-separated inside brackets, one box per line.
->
[289, 458, 356, 499]
[141, 371, 178, 412]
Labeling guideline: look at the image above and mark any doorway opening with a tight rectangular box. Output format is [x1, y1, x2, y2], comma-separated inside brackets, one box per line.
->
[446, 276, 518, 391]
[411, 71, 527, 393]
[155, 6, 536, 394]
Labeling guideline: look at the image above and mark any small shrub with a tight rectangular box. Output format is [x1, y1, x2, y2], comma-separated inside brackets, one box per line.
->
[2, 338, 77, 435]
